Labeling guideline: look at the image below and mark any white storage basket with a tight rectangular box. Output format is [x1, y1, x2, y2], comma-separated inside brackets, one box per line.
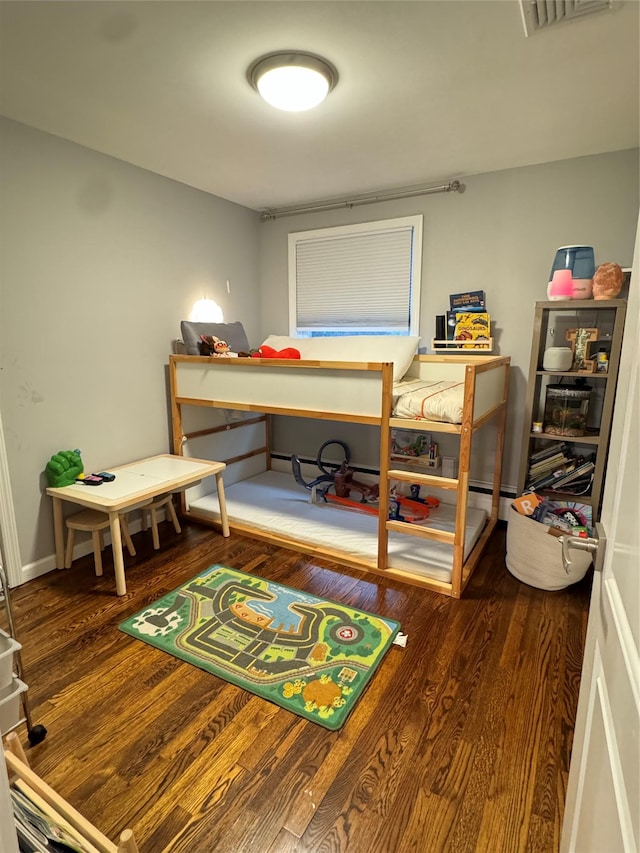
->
[505, 506, 592, 590]
[0, 676, 27, 735]
[0, 628, 21, 690]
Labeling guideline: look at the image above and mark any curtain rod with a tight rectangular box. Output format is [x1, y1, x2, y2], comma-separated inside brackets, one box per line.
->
[260, 179, 464, 221]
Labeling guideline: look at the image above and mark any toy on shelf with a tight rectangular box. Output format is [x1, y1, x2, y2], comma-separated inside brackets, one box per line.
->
[566, 327, 599, 373]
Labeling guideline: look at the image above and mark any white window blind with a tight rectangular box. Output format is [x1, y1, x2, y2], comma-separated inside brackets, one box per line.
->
[288, 216, 422, 336]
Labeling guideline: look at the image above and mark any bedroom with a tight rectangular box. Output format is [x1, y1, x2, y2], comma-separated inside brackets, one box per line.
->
[0, 1, 638, 851]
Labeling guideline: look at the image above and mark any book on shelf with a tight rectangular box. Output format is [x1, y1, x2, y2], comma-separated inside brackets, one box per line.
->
[527, 444, 573, 487]
[445, 292, 488, 341]
[528, 452, 595, 494]
[527, 462, 577, 492]
[529, 441, 570, 464]
[548, 460, 595, 491]
[554, 474, 594, 497]
[453, 312, 491, 349]
[529, 452, 569, 476]
[449, 290, 486, 312]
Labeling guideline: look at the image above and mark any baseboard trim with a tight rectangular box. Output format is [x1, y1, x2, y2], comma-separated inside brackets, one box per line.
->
[16, 510, 167, 586]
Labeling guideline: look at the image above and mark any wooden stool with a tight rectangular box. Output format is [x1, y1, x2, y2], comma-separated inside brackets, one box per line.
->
[64, 509, 136, 576]
[141, 493, 182, 550]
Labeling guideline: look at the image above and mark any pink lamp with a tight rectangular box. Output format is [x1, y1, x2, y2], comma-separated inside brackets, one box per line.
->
[547, 269, 573, 300]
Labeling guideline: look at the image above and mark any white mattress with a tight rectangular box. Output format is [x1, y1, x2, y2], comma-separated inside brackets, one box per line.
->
[392, 378, 465, 424]
[189, 470, 487, 584]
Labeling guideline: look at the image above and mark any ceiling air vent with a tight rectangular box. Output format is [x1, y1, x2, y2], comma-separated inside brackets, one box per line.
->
[519, 0, 615, 36]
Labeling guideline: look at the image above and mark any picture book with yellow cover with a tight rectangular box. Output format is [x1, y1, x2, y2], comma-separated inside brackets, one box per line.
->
[453, 312, 491, 348]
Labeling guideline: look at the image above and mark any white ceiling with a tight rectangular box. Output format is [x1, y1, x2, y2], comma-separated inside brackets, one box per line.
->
[1, 1, 638, 212]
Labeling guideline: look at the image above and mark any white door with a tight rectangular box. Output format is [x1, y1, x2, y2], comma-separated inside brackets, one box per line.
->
[560, 224, 639, 852]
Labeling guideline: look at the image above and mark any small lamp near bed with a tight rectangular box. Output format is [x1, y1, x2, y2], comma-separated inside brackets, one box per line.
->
[190, 298, 224, 323]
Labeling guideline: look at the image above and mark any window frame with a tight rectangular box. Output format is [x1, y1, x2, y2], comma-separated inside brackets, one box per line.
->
[287, 215, 423, 337]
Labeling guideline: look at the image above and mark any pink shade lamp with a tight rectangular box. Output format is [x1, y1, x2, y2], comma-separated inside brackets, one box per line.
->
[547, 269, 574, 300]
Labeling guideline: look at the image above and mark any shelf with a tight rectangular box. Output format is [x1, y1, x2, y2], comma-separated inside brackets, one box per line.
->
[388, 469, 458, 490]
[535, 370, 609, 379]
[431, 338, 493, 353]
[538, 489, 594, 504]
[517, 299, 627, 522]
[528, 432, 600, 445]
[390, 455, 440, 469]
[534, 298, 625, 310]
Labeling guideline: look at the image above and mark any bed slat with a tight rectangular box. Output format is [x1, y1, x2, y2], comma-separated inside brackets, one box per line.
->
[386, 520, 456, 544]
[388, 469, 459, 490]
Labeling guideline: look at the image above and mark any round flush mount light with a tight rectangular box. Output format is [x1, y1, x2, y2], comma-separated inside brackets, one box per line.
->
[248, 51, 338, 112]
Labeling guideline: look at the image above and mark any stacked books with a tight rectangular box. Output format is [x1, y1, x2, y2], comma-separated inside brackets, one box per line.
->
[526, 443, 595, 495]
[11, 783, 93, 851]
[445, 291, 490, 347]
[526, 443, 571, 487]
[547, 458, 595, 495]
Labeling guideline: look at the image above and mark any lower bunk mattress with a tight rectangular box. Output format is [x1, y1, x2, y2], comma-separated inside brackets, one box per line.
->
[188, 470, 487, 584]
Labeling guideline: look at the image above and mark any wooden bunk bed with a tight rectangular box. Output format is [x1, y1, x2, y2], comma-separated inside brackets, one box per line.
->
[168, 352, 510, 598]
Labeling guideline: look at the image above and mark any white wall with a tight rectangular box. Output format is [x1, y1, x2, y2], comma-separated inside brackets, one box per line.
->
[258, 149, 640, 493]
[0, 117, 260, 578]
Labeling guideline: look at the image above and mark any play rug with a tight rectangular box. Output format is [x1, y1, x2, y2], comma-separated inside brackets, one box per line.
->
[119, 565, 400, 731]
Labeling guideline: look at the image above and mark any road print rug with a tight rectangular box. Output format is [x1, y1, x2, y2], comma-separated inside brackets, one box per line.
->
[119, 565, 400, 730]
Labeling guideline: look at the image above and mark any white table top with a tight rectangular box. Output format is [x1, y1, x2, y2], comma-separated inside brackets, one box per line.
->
[46, 454, 225, 512]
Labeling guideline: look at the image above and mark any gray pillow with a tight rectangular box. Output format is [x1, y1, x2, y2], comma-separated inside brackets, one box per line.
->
[180, 321, 250, 356]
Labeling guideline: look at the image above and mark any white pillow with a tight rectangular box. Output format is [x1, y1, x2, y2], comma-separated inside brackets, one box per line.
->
[261, 335, 420, 382]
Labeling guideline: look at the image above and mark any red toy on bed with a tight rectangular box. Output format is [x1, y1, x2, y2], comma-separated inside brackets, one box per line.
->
[251, 345, 301, 359]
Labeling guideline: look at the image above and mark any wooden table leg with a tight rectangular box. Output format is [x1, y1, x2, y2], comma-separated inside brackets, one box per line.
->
[52, 497, 65, 570]
[109, 511, 127, 596]
[215, 471, 230, 538]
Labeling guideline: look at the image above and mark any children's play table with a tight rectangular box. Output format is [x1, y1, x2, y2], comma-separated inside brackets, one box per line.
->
[46, 454, 229, 595]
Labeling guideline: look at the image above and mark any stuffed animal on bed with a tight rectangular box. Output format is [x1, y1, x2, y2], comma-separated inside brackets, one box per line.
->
[250, 344, 301, 359]
[199, 334, 252, 357]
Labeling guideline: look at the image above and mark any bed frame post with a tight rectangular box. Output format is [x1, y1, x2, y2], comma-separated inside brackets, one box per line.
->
[169, 358, 188, 516]
[169, 358, 183, 457]
[490, 364, 510, 523]
[377, 363, 394, 570]
[265, 415, 272, 471]
[451, 363, 476, 597]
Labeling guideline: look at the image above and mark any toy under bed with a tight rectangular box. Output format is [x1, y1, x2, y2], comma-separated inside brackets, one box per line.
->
[188, 470, 488, 583]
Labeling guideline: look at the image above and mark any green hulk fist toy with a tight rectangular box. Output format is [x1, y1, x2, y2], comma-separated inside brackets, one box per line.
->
[46, 449, 83, 487]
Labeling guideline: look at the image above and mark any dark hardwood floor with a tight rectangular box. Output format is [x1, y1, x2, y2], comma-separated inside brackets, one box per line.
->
[4, 520, 591, 852]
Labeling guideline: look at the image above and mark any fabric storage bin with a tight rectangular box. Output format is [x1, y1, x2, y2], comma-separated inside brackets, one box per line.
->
[505, 506, 592, 590]
[0, 628, 21, 690]
[0, 676, 27, 735]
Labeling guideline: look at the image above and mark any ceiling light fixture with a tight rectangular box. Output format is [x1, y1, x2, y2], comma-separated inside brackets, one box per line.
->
[248, 51, 338, 112]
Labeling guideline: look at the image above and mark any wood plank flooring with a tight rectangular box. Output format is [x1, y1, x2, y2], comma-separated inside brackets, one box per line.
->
[3, 520, 591, 852]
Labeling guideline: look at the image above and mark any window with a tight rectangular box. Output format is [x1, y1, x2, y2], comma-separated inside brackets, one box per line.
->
[288, 215, 423, 337]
